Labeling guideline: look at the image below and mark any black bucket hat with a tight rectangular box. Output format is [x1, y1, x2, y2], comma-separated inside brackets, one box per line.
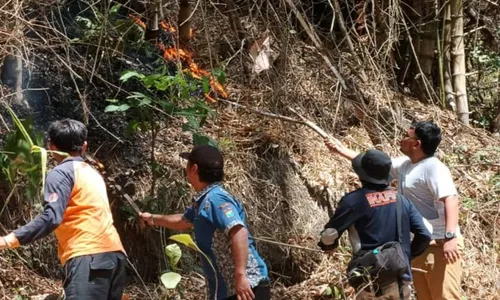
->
[352, 149, 392, 185]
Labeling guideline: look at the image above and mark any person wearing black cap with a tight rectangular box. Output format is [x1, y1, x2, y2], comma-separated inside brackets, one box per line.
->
[318, 149, 431, 299]
[140, 145, 270, 300]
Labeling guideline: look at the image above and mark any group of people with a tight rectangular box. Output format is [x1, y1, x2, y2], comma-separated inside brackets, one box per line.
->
[319, 121, 463, 300]
[0, 119, 463, 300]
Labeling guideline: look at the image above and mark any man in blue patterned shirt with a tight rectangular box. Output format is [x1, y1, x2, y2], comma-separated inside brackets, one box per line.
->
[141, 145, 270, 300]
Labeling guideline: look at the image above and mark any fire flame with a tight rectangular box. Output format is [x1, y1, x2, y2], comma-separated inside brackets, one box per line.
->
[129, 16, 227, 102]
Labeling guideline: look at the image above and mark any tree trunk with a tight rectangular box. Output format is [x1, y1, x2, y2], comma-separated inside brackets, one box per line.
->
[225, 0, 246, 41]
[12, 0, 27, 107]
[158, 0, 164, 21]
[443, 2, 455, 110]
[493, 102, 500, 133]
[178, 0, 191, 45]
[450, 0, 469, 124]
[145, 0, 159, 41]
[418, 0, 438, 98]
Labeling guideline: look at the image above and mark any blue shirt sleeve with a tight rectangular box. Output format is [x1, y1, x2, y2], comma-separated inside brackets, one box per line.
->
[183, 204, 196, 223]
[319, 196, 367, 250]
[14, 168, 73, 245]
[200, 193, 245, 235]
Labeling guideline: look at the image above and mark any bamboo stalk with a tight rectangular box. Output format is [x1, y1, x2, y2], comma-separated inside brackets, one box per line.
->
[450, 0, 469, 124]
[436, 0, 445, 106]
[443, 2, 455, 111]
[13, 0, 27, 107]
[419, 1, 438, 90]
[178, 0, 191, 44]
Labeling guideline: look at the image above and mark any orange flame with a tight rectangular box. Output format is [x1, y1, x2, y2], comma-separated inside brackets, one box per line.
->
[129, 15, 229, 103]
[128, 18, 227, 102]
[160, 21, 176, 33]
[129, 14, 146, 30]
[160, 21, 194, 38]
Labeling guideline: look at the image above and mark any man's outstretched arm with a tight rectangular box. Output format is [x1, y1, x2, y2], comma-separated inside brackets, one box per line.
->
[140, 213, 193, 231]
[0, 169, 73, 249]
[324, 138, 358, 161]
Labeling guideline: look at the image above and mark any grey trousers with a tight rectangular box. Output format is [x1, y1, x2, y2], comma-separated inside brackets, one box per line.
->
[63, 251, 127, 300]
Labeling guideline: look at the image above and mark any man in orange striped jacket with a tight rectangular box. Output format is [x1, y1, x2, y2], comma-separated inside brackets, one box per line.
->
[0, 119, 127, 300]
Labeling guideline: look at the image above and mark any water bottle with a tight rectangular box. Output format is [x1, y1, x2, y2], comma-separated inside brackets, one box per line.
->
[320, 228, 339, 245]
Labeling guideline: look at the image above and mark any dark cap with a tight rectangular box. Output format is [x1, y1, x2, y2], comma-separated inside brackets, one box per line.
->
[352, 149, 392, 185]
[180, 145, 224, 170]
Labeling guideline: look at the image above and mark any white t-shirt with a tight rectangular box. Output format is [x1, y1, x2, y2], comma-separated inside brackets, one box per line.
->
[390, 156, 460, 240]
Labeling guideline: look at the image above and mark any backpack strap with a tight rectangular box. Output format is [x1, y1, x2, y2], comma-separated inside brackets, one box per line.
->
[396, 193, 403, 244]
[397, 175, 405, 300]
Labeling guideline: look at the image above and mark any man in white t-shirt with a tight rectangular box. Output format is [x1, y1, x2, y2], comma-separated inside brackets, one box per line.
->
[324, 121, 463, 300]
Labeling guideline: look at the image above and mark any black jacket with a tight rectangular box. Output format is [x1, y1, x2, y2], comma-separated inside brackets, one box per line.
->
[319, 186, 431, 281]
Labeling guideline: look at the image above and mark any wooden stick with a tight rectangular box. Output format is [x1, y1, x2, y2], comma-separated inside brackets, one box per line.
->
[219, 99, 303, 124]
[253, 236, 428, 274]
[289, 107, 331, 139]
[253, 236, 324, 252]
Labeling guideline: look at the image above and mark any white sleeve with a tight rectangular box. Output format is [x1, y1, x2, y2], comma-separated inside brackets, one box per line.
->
[426, 161, 458, 200]
[390, 156, 409, 180]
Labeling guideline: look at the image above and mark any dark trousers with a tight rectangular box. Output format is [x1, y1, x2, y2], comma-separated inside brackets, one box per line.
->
[63, 251, 127, 300]
[223, 281, 271, 300]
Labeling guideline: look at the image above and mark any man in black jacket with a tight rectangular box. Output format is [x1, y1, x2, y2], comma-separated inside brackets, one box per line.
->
[318, 149, 431, 299]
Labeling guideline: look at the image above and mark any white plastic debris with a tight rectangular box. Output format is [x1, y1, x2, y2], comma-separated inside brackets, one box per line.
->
[249, 36, 273, 74]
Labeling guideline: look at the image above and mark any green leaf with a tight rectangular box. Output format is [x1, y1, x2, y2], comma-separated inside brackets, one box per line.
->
[160, 272, 181, 289]
[181, 123, 191, 132]
[194, 100, 214, 113]
[193, 133, 210, 146]
[161, 101, 176, 114]
[165, 244, 182, 270]
[193, 133, 218, 147]
[169, 234, 201, 252]
[32, 146, 46, 194]
[138, 97, 152, 106]
[120, 70, 145, 82]
[106, 98, 119, 103]
[4, 104, 33, 147]
[334, 286, 342, 299]
[154, 64, 167, 75]
[142, 73, 163, 88]
[169, 233, 219, 298]
[75, 16, 93, 29]
[186, 115, 200, 130]
[109, 4, 121, 15]
[126, 92, 148, 99]
[202, 77, 210, 94]
[105, 104, 131, 112]
[125, 120, 139, 136]
[153, 76, 174, 91]
[212, 68, 226, 85]
[324, 286, 332, 296]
